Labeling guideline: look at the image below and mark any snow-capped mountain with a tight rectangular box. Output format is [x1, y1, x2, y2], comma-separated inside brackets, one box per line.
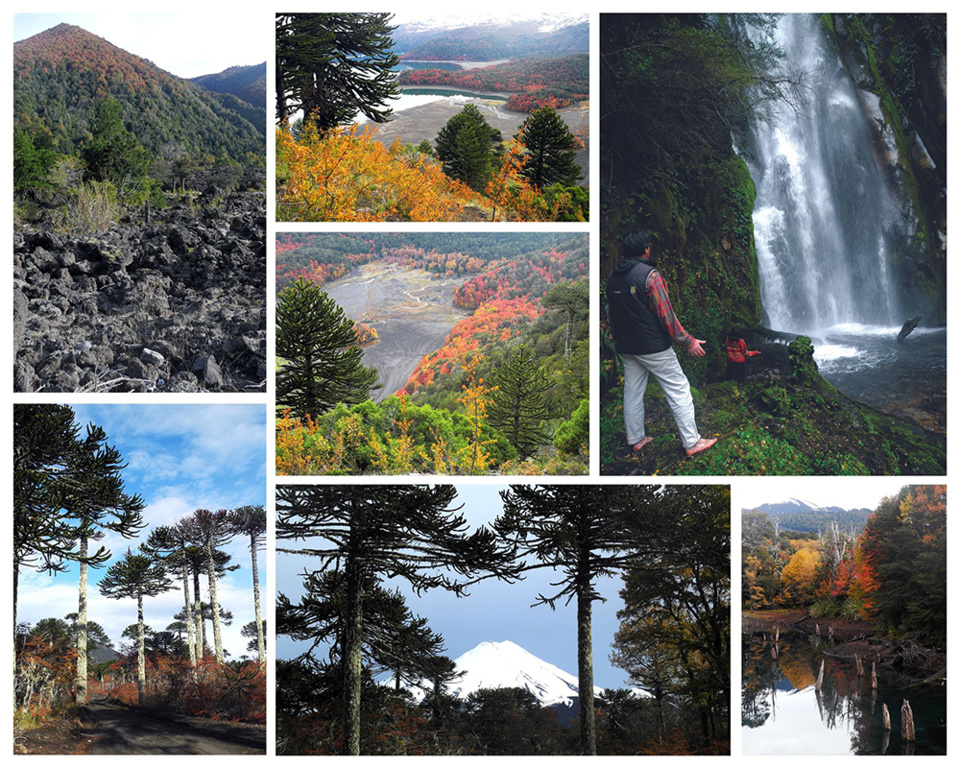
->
[746, 498, 872, 534]
[409, 639, 603, 708]
[395, 13, 586, 35]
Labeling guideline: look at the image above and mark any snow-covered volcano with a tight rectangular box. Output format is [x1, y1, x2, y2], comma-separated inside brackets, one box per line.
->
[410, 639, 603, 708]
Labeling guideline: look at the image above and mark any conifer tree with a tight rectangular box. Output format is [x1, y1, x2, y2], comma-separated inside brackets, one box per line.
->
[60, 423, 144, 703]
[228, 505, 267, 664]
[141, 524, 199, 666]
[515, 106, 582, 189]
[487, 345, 553, 459]
[277, 484, 519, 755]
[611, 485, 730, 749]
[14, 404, 82, 644]
[434, 104, 502, 191]
[543, 279, 590, 360]
[276, 13, 400, 133]
[495, 484, 662, 755]
[99, 550, 173, 705]
[81, 97, 152, 188]
[186, 509, 234, 665]
[276, 278, 379, 419]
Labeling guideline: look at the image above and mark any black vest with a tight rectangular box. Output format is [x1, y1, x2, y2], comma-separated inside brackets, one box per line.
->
[605, 258, 672, 355]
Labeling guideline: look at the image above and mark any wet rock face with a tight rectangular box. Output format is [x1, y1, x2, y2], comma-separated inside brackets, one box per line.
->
[14, 191, 266, 393]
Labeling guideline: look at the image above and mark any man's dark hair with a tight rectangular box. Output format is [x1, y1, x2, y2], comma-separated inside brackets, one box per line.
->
[622, 230, 652, 259]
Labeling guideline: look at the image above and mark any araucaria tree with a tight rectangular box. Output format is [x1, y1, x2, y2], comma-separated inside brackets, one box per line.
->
[276, 278, 379, 419]
[434, 104, 503, 191]
[99, 550, 172, 705]
[60, 424, 144, 704]
[277, 484, 518, 755]
[186, 509, 235, 665]
[516, 106, 582, 189]
[495, 485, 660, 755]
[14, 404, 82, 639]
[487, 345, 553, 458]
[276, 13, 400, 133]
[141, 523, 200, 666]
[229, 505, 267, 664]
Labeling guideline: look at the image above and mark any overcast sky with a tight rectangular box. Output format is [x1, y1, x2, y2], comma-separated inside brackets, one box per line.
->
[276, 484, 722, 691]
[737, 476, 911, 513]
[17, 404, 267, 662]
[13, 13, 269, 78]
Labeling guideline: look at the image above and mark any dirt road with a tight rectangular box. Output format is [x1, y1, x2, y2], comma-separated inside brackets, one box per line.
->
[17, 695, 265, 755]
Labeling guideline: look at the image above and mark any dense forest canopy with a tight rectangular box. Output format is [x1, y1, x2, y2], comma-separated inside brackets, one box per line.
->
[15, 24, 264, 163]
[276, 234, 589, 475]
[742, 486, 946, 648]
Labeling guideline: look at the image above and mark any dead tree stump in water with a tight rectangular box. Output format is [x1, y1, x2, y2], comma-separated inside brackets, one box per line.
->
[901, 700, 916, 741]
[855, 655, 864, 676]
[882, 703, 891, 730]
[872, 662, 878, 689]
[815, 660, 824, 691]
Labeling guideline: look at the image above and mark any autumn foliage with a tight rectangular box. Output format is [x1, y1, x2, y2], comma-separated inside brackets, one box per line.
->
[742, 486, 946, 644]
[276, 122, 481, 222]
[398, 54, 588, 113]
[99, 657, 266, 723]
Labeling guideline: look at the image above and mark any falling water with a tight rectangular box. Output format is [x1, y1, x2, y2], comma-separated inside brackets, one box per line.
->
[747, 14, 900, 334]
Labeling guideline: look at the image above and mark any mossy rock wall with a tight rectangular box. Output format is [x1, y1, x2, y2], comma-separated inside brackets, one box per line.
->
[824, 13, 946, 324]
[601, 154, 762, 386]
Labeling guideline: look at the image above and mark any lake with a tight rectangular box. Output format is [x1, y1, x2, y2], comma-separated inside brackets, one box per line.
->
[742, 633, 946, 755]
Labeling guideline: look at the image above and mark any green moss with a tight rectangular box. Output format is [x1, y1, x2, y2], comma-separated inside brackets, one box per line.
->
[601, 366, 945, 476]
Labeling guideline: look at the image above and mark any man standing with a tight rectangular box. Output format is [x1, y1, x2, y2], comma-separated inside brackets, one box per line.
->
[605, 230, 716, 456]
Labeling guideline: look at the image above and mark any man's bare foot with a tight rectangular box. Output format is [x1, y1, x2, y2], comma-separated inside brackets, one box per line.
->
[685, 437, 717, 456]
[631, 437, 654, 452]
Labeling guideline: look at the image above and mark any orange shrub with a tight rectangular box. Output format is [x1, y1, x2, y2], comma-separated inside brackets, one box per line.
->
[277, 122, 481, 222]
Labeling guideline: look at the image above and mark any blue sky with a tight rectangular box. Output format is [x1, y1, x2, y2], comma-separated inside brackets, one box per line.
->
[13, 13, 268, 78]
[276, 484, 681, 691]
[17, 404, 267, 661]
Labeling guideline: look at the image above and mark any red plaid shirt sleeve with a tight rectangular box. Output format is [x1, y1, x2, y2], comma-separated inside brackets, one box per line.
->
[645, 270, 693, 349]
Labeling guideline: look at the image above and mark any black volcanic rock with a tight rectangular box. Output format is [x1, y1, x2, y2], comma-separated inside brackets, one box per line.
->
[14, 191, 266, 393]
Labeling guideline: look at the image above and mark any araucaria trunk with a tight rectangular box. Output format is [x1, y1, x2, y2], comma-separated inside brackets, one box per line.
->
[76, 536, 88, 704]
[136, 593, 146, 705]
[577, 578, 596, 755]
[205, 541, 224, 664]
[250, 534, 265, 664]
[182, 564, 196, 666]
[343, 557, 364, 755]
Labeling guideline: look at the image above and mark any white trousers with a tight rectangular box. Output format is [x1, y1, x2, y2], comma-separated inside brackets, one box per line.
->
[621, 348, 701, 449]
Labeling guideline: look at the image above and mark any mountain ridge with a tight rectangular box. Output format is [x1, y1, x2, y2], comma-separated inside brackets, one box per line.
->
[14, 23, 263, 162]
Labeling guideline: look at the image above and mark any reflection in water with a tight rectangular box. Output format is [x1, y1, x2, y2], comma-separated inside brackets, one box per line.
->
[742, 633, 945, 755]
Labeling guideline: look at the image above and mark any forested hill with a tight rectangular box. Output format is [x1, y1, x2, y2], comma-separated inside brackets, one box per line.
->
[190, 63, 267, 110]
[398, 54, 588, 112]
[276, 232, 583, 292]
[393, 18, 588, 61]
[14, 24, 263, 162]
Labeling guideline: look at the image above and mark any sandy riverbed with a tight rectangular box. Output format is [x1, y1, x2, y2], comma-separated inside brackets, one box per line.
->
[324, 263, 470, 400]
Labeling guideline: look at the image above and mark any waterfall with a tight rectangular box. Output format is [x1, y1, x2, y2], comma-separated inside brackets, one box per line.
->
[747, 15, 900, 333]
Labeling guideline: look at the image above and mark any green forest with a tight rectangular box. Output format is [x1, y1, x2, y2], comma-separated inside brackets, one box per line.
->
[600, 14, 946, 476]
[276, 234, 589, 475]
[14, 23, 264, 231]
[277, 485, 729, 755]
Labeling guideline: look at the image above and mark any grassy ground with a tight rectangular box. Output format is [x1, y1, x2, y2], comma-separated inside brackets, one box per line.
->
[601, 367, 946, 476]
